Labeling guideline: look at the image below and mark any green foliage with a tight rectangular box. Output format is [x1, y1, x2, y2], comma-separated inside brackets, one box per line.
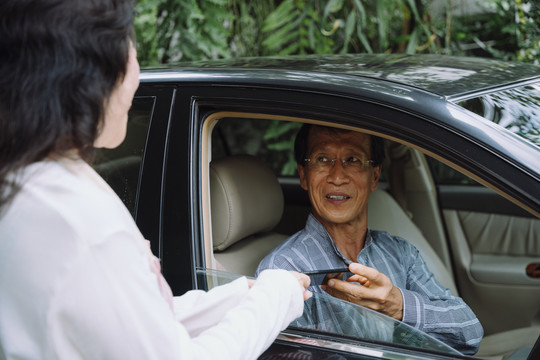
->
[228, 0, 275, 57]
[135, 0, 539, 65]
[134, 0, 452, 65]
[134, 0, 161, 66]
[452, 0, 539, 64]
[259, 0, 441, 56]
[135, 0, 232, 65]
[264, 121, 302, 175]
[261, 0, 335, 55]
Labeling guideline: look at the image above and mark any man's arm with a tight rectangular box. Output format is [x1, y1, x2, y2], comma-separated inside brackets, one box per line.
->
[399, 248, 484, 355]
[325, 256, 483, 355]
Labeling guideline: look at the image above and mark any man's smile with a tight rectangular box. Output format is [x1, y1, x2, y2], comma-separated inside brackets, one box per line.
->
[326, 193, 351, 201]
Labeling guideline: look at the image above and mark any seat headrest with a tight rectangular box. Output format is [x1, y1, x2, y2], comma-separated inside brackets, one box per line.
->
[210, 155, 284, 251]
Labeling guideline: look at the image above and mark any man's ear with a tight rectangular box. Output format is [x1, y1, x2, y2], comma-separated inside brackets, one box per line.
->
[298, 163, 308, 191]
[370, 165, 382, 192]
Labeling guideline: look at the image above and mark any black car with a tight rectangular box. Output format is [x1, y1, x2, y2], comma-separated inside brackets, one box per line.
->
[94, 54, 540, 360]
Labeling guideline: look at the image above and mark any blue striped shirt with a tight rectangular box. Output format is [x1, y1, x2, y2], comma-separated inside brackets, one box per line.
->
[256, 214, 483, 355]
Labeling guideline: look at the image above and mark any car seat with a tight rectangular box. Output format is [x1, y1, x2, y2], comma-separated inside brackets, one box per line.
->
[210, 154, 287, 276]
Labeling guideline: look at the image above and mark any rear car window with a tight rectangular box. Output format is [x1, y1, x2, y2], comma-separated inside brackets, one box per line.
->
[93, 97, 154, 216]
[457, 82, 540, 147]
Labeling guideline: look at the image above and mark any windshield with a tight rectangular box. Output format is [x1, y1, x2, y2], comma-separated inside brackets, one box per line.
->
[456, 82, 540, 147]
[196, 268, 461, 356]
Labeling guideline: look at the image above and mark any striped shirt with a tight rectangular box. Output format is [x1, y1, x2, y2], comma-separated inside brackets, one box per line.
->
[256, 214, 483, 355]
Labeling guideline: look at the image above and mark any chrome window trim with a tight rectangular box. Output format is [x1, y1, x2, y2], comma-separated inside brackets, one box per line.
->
[277, 331, 455, 360]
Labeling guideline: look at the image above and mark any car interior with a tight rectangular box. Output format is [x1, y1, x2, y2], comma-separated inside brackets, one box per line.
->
[93, 104, 540, 359]
[203, 114, 540, 360]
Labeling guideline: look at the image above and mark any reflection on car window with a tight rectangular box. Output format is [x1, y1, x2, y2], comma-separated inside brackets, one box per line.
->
[93, 97, 154, 216]
[457, 82, 540, 147]
[196, 268, 460, 356]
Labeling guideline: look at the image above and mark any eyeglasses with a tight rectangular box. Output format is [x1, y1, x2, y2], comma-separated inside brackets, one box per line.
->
[303, 155, 375, 172]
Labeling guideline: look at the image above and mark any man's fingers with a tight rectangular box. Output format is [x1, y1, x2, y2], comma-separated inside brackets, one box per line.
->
[327, 278, 365, 297]
[346, 274, 369, 286]
[349, 263, 382, 284]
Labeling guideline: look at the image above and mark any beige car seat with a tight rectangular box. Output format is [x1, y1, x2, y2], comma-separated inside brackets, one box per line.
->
[210, 155, 287, 275]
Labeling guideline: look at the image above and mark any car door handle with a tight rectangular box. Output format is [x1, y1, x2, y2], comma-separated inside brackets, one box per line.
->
[526, 263, 540, 278]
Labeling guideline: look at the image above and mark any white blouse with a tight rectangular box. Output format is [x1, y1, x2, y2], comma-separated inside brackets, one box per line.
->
[0, 159, 304, 359]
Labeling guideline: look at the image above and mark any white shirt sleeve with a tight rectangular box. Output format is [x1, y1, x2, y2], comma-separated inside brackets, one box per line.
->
[173, 277, 251, 337]
[48, 232, 304, 360]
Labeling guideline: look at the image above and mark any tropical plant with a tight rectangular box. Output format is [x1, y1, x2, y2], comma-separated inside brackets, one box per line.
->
[260, 0, 446, 56]
[452, 0, 539, 64]
[135, 0, 539, 65]
[134, 0, 456, 66]
[135, 0, 232, 65]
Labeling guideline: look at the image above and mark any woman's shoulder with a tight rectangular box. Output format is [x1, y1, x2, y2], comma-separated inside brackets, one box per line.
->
[3, 158, 139, 243]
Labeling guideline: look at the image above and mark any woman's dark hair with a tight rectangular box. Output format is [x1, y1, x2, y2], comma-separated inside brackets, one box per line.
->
[294, 123, 386, 167]
[0, 0, 134, 208]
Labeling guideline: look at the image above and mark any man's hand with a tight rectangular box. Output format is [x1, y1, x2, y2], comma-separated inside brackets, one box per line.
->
[323, 263, 403, 320]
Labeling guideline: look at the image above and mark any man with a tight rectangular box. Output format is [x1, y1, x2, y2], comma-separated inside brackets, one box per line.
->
[256, 124, 483, 355]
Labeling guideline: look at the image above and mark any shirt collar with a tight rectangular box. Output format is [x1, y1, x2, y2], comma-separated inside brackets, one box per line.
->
[305, 213, 373, 264]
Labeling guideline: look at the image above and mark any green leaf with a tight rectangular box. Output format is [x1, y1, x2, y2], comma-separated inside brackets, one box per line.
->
[262, 0, 296, 32]
[357, 23, 373, 53]
[324, 0, 345, 18]
[353, 0, 367, 24]
[406, 27, 419, 54]
[376, 0, 388, 51]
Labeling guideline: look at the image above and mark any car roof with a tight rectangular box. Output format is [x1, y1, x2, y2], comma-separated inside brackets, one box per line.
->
[141, 53, 540, 99]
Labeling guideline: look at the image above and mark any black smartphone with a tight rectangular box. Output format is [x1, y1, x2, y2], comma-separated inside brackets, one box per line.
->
[304, 267, 349, 286]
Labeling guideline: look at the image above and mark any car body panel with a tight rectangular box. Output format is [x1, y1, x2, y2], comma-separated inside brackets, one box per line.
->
[144, 53, 540, 99]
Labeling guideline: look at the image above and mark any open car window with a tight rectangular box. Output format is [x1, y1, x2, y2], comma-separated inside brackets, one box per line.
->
[202, 112, 539, 359]
[196, 268, 461, 356]
[93, 97, 154, 216]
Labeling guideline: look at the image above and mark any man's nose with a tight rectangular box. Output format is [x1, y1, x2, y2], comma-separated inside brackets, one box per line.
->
[326, 160, 350, 184]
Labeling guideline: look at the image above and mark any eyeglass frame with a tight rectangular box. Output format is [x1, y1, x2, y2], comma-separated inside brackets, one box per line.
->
[302, 156, 376, 171]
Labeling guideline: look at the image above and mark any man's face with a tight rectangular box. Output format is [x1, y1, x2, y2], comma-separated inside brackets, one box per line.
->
[298, 127, 381, 228]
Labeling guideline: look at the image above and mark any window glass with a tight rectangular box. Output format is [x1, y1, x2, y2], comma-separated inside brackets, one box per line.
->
[457, 82, 540, 147]
[427, 157, 479, 185]
[212, 117, 301, 176]
[206, 113, 537, 359]
[196, 268, 460, 356]
[93, 97, 154, 216]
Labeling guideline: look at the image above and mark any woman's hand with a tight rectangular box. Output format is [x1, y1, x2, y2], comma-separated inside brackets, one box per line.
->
[288, 271, 312, 300]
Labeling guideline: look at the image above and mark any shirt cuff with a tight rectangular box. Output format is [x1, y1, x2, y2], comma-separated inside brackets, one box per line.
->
[399, 287, 425, 330]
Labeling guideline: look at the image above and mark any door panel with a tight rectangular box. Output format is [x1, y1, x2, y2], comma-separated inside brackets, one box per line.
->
[437, 182, 540, 336]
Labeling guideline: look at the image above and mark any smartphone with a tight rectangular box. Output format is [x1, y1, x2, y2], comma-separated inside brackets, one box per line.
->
[304, 267, 349, 286]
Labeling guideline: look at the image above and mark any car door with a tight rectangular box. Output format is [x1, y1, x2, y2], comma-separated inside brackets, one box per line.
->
[93, 84, 176, 278]
[430, 83, 540, 336]
[146, 73, 539, 358]
[426, 159, 540, 336]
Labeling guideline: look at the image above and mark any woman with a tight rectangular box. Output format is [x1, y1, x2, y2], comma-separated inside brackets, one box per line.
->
[0, 1, 311, 359]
